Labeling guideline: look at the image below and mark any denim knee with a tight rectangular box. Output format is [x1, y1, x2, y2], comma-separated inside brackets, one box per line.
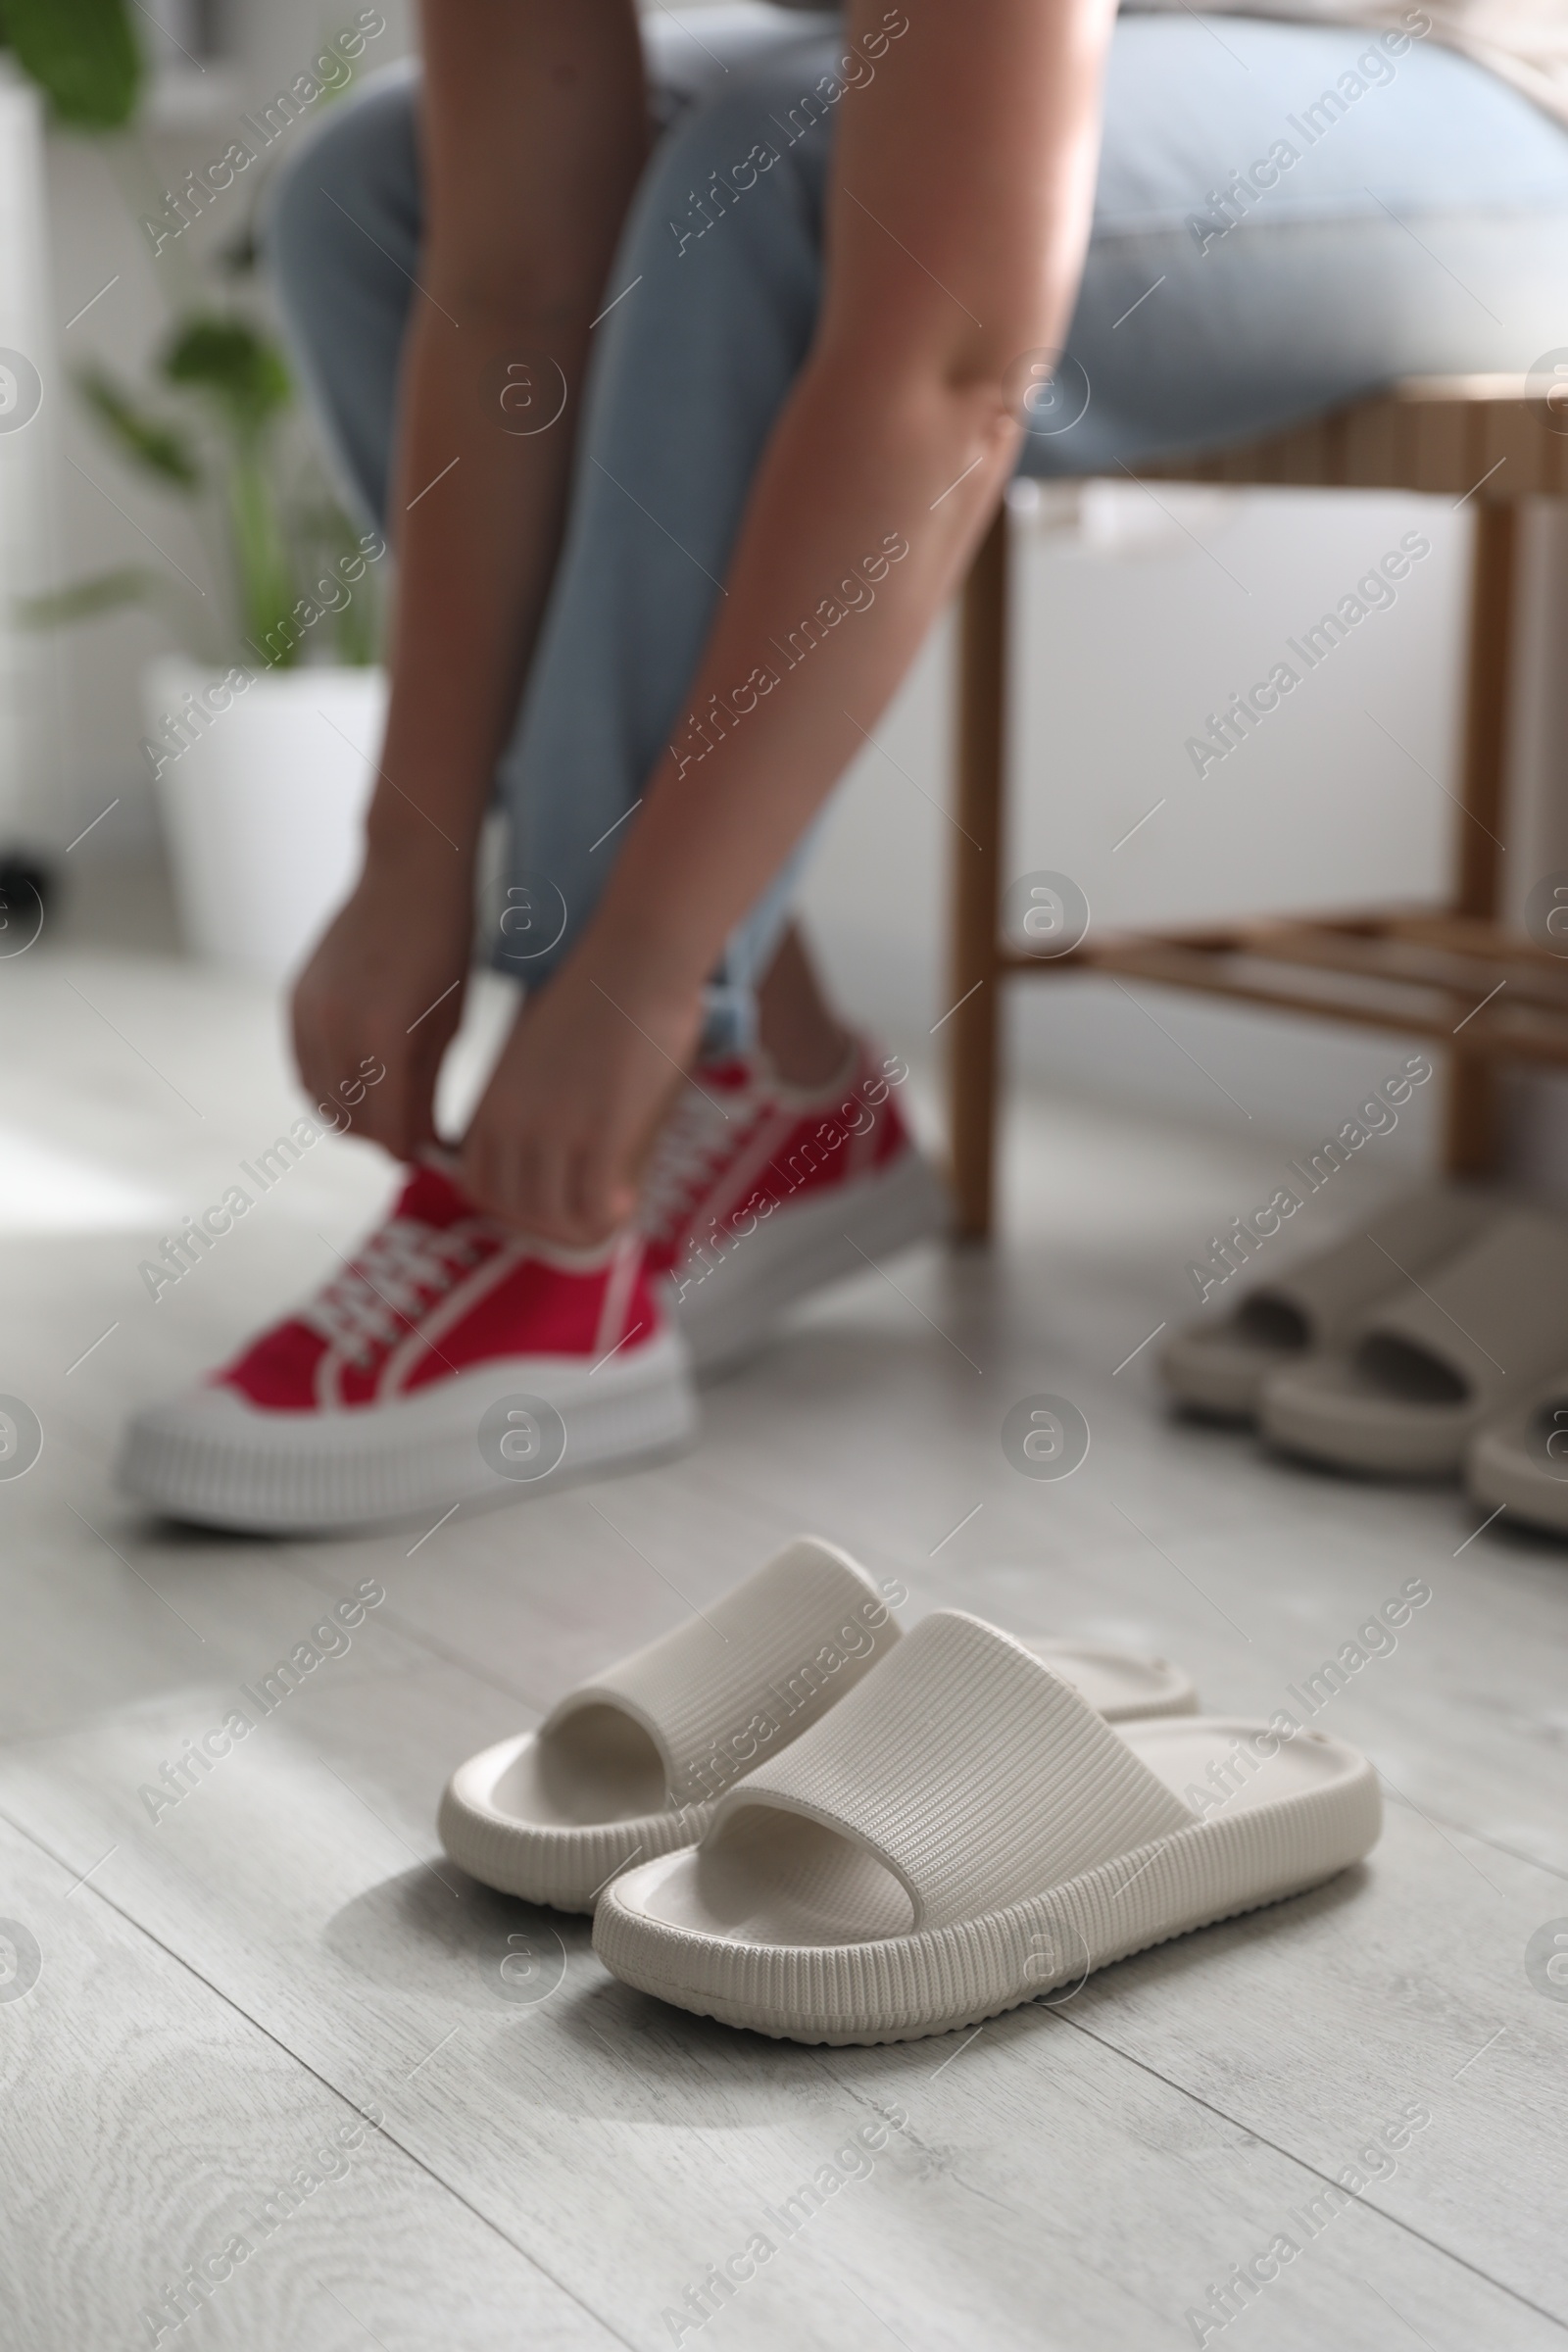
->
[264, 66, 420, 523]
[636, 67, 834, 275]
[263, 67, 420, 318]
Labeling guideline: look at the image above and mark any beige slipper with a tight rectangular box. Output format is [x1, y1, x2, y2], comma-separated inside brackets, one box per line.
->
[1467, 1373, 1568, 1537]
[1262, 1207, 1568, 1476]
[438, 1540, 1198, 1911]
[594, 1612, 1379, 2045]
[1160, 1187, 1485, 1420]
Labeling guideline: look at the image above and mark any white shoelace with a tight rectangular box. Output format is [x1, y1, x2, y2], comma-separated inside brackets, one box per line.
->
[303, 1215, 492, 1369]
[640, 1078, 764, 1244]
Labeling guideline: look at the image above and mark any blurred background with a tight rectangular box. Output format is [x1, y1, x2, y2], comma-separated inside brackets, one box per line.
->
[9, 0, 1568, 1190]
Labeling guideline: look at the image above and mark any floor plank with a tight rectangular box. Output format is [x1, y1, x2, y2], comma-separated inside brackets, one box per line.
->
[0, 1813, 616, 2352]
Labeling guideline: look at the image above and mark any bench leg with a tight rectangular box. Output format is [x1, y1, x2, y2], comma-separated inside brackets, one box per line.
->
[1445, 500, 1516, 1176]
[1445, 1056, 1497, 1175]
[949, 505, 1009, 1240]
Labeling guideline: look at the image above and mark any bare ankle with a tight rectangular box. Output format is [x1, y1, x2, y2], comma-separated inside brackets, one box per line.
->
[756, 925, 853, 1089]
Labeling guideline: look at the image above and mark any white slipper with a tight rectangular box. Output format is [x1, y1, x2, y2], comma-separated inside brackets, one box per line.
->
[1160, 1187, 1485, 1420]
[1467, 1374, 1568, 1537]
[1025, 1641, 1196, 1722]
[438, 1542, 1198, 1911]
[594, 1611, 1378, 2045]
[1262, 1208, 1568, 1477]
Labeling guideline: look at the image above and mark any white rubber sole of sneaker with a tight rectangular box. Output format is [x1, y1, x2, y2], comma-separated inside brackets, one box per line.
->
[672, 1149, 950, 1374]
[117, 1330, 697, 1535]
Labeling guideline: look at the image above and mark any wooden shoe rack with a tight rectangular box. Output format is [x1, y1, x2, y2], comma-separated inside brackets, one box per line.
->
[948, 376, 1568, 1237]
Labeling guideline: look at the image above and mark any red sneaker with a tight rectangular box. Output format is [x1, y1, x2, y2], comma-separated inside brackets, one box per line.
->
[640, 1036, 948, 1370]
[120, 1161, 696, 1532]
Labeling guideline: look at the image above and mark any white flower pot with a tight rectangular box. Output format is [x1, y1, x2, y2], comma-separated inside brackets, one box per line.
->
[145, 658, 387, 982]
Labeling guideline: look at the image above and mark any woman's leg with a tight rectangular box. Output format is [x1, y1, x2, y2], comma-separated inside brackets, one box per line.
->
[493, 34, 844, 1053]
[755, 924, 852, 1087]
[1027, 15, 1568, 476]
[265, 61, 421, 534]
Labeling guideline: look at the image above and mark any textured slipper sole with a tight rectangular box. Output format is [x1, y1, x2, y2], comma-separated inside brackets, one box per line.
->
[1159, 1331, 1290, 1421]
[117, 1332, 697, 1533]
[1468, 1411, 1568, 1536]
[594, 1753, 1380, 2045]
[1261, 1372, 1471, 1478]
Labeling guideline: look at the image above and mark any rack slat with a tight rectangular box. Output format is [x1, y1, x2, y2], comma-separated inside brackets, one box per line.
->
[1000, 906, 1568, 1068]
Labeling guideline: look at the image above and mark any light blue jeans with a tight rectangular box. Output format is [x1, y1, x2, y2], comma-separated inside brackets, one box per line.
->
[267, 4, 1568, 1051]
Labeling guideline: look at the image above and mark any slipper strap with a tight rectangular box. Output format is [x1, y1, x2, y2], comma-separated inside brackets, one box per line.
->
[1244, 1186, 1482, 1337]
[542, 1538, 899, 1807]
[1358, 1209, 1568, 1398]
[709, 1611, 1193, 1932]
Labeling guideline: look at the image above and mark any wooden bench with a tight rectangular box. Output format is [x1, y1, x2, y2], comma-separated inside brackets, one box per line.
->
[947, 374, 1568, 1238]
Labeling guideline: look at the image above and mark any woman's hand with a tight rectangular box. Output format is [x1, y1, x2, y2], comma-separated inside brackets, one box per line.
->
[460, 956, 705, 1246]
[291, 842, 475, 1160]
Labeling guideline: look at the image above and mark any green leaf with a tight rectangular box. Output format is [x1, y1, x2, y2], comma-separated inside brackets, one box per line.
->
[0, 0, 143, 129]
[77, 366, 201, 489]
[16, 564, 217, 661]
[161, 315, 291, 442]
[14, 567, 155, 627]
[226, 447, 298, 662]
[295, 495, 382, 665]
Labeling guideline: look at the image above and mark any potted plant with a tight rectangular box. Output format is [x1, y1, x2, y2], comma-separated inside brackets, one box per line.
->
[11, 0, 389, 982]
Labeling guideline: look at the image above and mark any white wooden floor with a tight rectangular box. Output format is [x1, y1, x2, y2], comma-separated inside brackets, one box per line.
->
[3, 901, 1567, 2352]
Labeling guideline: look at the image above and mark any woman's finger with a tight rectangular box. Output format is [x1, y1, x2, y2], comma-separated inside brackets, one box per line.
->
[294, 1019, 340, 1127]
[574, 1132, 635, 1244]
[522, 1125, 573, 1242]
[359, 1076, 411, 1159]
[461, 1119, 516, 1228]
